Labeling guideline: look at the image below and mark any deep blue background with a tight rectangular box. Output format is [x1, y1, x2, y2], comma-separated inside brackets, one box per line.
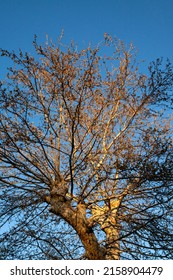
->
[0, 0, 172, 64]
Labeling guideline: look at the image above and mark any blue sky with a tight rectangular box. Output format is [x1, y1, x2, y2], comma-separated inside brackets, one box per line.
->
[0, 0, 173, 75]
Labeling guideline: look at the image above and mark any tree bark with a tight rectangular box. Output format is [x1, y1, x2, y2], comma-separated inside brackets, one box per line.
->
[101, 217, 120, 260]
[90, 199, 120, 260]
[48, 187, 106, 259]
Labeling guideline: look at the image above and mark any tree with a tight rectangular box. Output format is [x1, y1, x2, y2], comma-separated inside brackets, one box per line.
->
[0, 34, 173, 260]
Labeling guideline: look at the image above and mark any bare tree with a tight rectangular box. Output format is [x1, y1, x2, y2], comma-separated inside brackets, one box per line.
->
[0, 34, 173, 260]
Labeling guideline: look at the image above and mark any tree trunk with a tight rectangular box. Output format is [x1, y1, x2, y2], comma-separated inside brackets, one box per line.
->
[46, 181, 121, 259]
[101, 218, 120, 260]
[91, 199, 120, 260]
[48, 189, 106, 259]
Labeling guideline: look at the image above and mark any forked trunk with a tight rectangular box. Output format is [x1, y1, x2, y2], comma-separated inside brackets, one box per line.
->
[48, 193, 106, 259]
[48, 185, 120, 260]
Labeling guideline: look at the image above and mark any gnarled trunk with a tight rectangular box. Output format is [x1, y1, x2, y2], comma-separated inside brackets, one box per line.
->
[45, 181, 120, 259]
[47, 186, 106, 259]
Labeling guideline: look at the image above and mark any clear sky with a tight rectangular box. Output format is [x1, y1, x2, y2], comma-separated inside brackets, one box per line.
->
[0, 0, 173, 74]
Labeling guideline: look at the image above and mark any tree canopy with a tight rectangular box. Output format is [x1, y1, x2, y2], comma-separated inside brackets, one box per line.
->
[0, 34, 173, 259]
